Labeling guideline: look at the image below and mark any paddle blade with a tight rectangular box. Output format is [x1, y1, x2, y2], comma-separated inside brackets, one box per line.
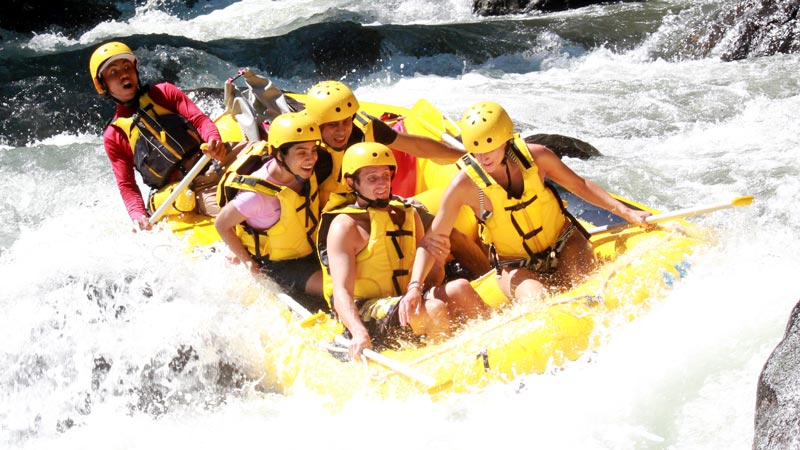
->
[732, 195, 754, 207]
[410, 99, 465, 149]
[411, 99, 447, 135]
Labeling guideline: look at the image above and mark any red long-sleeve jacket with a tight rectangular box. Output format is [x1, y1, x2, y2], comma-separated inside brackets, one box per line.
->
[103, 82, 221, 220]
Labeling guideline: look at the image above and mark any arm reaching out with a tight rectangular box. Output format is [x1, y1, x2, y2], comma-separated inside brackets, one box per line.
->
[531, 143, 652, 227]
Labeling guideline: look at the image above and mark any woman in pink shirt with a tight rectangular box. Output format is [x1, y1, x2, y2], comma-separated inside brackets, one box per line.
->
[215, 112, 324, 301]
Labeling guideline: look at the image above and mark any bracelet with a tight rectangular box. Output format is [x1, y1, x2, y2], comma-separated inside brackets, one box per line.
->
[406, 280, 422, 292]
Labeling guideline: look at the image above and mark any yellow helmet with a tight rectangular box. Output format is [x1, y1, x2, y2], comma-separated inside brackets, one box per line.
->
[304, 80, 360, 124]
[460, 101, 515, 154]
[342, 142, 396, 178]
[267, 112, 321, 154]
[89, 41, 138, 94]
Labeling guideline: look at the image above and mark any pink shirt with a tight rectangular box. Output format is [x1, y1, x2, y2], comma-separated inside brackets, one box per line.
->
[231, 159, 303, 230]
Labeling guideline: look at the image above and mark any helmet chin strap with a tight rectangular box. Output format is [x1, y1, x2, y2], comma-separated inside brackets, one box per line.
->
[276, 154, 309, 183]
[354, 189, 391, 209]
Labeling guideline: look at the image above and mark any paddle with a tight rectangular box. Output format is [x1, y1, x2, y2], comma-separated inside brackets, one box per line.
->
[586, 195, 754, 235]
[273, 293, 440, 389]
[148, 151, 211, 226]
[411, 99, 466, 150]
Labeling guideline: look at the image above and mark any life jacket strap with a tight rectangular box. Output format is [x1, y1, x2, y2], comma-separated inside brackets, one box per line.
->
[488, 220, 577, 274]
[392, 269, 410, 296]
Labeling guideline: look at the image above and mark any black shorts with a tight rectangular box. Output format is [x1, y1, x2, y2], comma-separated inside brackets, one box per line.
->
[257, 253, 320, 295]
[338, 295, 422, 351]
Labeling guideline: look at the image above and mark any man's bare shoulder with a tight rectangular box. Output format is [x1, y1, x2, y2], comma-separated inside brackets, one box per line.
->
[329, 211, 370, 247]
[329, 211, 360, 232]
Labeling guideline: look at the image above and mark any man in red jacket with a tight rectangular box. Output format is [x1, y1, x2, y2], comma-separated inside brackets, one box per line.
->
[90, 41, 230, 230]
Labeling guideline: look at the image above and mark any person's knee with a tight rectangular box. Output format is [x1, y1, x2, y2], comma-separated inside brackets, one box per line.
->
[411, 298, 449, 338]
[426, 298, 448, 320]
[447, 278, 489, 318]
[446, 278, 472, 295]
[506, 269, 544, 301]
[304, 270, 324, 296]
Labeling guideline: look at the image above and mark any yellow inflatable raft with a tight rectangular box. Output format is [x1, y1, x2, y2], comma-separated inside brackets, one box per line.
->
[255, 207, 708, 404]
[155, 74, 749, 404]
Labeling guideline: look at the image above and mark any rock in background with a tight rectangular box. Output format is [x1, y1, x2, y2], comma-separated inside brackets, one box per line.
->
[473, 0, 640, 16]
[525, 134, 602, 159]
[754, 299, 800, 449]
[1, 0, 121, 35]
[708, 0, 799, 61]
[472, 0, 800, 62]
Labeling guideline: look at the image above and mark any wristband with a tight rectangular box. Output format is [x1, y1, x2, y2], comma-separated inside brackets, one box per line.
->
[370, 115, 398, 145]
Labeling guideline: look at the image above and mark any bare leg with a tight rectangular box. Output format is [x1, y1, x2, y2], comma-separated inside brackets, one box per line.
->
[554, 231, 595, 289]
[431, 278, 490, 324]
[448, 228, 491, 278]
[408, 297, 450, 340]
[499, 267, 547, 302]
[304, 270, 324, 296]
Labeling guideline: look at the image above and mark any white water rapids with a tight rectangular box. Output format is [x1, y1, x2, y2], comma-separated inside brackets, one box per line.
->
[1, 1, 799, 448]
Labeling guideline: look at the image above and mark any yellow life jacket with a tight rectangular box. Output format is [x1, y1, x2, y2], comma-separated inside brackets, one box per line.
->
[353, 110, 378, 142]
[459, 136, 566, 259]
[217, 141, 320, 262]
[317, 193, 417, 306]
[316, 144, 347, 204]
[110, 91, 203, 189]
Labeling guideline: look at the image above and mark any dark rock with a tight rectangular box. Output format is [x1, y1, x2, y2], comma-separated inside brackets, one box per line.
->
[307, 22, 382, 78]
[473, 0, 640, 17]
[473, 0, 530, 16]
[720, 0, 800, 61]
[0, 0, 121, 35]
[677, 0, 800, 61]
[754, 298, 800, 449]
[228, 21, 383, 81]
[524, 133, 602, 159]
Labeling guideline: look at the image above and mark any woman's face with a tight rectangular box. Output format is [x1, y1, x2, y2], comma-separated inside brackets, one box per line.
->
[473, 144, 506, 173]
[283, 141, 319, 179]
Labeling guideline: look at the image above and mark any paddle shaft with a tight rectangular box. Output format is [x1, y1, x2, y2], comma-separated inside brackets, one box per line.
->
[276, 292, 313, 320]
[274, 294, 439, 388]
[415, 114, 463, 149]
[587, 195, 754, 235]
[333, 335, 439, 388]
[148, 152, 211, 226]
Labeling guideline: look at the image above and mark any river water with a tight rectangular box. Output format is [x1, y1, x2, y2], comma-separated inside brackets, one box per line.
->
[1, 0, 798, 448]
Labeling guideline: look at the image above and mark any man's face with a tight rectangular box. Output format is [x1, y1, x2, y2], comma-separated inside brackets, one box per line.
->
[352, 165, 393, 201]
[101, 59, 138, 103]
[320, 116, 354, 151]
